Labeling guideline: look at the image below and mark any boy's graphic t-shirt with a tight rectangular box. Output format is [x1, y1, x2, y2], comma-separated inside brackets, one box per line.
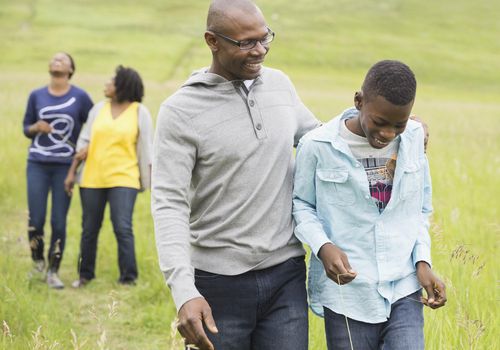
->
[339, 120, 399, 212]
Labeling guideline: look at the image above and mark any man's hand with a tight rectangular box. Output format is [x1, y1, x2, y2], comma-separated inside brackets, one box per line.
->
[177, 297, 218, 350]
[416, 261, 447, 309]
[318, 243, 357, 284]
[409, 115, 429, 151]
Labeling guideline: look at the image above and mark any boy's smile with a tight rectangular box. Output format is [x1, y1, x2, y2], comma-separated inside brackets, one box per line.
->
[347, 92, 414, 149]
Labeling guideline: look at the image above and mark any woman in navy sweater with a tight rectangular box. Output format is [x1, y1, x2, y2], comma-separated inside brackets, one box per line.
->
[22, 52, 93, 288]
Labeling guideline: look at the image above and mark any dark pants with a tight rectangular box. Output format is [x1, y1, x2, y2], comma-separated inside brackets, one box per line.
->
[324, 290, 424, 350]
[27, 161, 71, 271]
[194, 256, 309, 350]
[78, 187, 138, 282]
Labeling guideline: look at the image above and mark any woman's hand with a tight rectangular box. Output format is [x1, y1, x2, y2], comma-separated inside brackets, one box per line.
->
[64, 172, 75, 196]
[29, 120, 52, 135]
[74, 147, 88, 161]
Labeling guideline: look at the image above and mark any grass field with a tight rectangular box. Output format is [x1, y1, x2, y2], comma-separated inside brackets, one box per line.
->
[0, 0, 499, 349]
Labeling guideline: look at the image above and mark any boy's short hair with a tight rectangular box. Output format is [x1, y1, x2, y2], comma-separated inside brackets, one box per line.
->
[362, 60, 416, 105]
[114, 65, 144, 103]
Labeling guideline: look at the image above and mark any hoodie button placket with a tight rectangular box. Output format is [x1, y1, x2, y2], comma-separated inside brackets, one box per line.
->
[247, 93, 266, 139]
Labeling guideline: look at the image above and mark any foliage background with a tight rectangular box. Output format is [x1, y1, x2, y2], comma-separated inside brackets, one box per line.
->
[0, 0, 498, 348]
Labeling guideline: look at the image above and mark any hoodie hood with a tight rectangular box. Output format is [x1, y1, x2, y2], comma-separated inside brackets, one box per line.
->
[182, 67, 264, 92]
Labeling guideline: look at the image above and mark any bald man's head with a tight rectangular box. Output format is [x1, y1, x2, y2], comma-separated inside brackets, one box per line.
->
[207, 0, 262, 34]
[205, 0, 270, 81]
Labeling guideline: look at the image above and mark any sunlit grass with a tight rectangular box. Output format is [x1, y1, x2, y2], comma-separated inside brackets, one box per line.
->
[1, 0, 499, 348]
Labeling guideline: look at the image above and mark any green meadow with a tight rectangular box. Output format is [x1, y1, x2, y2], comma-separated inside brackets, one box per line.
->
[0, 0, 498, 348]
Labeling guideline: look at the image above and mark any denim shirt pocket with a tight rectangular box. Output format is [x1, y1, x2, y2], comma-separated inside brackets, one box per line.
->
[316, 168, 356, 206]
[399, 161, 423, 200]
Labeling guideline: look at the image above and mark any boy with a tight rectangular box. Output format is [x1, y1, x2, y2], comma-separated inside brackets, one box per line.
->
[292, 60, 446, 349]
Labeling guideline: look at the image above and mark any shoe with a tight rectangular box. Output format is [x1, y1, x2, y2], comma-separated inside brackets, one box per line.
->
[118, 279, 136, 286]
[29, 260, 46, 280]
[46, 271, 65, 289]
[71, 278, 89, 288]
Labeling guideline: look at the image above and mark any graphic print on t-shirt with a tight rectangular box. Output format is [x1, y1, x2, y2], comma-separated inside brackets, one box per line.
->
[31, 97, 76, 157]
[360, 155, 397, 212]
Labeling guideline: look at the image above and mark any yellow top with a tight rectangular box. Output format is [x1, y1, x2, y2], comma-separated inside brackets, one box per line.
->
[81, 101, 140, 189]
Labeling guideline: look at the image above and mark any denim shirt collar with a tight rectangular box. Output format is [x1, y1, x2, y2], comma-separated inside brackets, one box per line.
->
[311, 108, 358, 165]
[311, 107, 420, 173]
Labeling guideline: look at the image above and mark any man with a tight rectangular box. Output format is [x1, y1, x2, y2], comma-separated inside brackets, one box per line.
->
[151, 0, 319, 349]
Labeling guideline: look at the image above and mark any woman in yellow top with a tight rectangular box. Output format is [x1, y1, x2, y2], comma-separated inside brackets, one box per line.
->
[65, 65, 153, 287]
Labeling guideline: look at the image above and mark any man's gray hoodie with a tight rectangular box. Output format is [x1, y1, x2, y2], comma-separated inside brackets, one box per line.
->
[151, 67, 319, 310]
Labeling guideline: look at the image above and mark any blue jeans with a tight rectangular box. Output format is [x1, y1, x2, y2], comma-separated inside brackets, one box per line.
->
[324, 290, 424, 350]
[194, 256, 308, 350]
[26, 161, 71, 271]
[78, 187, 138, 282]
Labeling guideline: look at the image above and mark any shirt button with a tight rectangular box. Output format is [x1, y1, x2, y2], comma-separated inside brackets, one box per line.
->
[249, 100, 255, 107]
[256, 123, 262, 130]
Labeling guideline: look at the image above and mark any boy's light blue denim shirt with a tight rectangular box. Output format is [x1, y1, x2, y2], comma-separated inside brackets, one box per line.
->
[293, 107, 433, 323]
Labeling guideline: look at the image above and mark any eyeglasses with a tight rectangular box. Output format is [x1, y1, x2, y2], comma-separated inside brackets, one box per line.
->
[212, 27, 275, 50]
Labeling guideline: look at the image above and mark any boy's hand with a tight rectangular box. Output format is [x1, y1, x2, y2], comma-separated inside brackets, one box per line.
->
[416, 261, 447, 309]
[318, 243, 357, 284]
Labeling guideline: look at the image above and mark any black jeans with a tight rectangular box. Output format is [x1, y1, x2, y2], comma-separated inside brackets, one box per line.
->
[194, 256, 309, 350]
[78, 187, 138, 282]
